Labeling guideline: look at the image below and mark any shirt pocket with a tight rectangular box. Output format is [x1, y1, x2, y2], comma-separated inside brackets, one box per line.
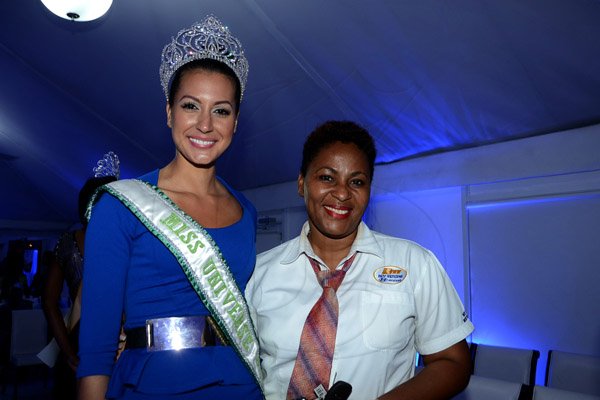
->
[361, 291, 415, 351]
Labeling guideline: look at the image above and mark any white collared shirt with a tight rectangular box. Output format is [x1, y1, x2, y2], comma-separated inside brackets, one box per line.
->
[246, 222, 474, 400]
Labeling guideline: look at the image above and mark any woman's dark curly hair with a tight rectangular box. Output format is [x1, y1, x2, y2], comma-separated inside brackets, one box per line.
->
[300, 120, 377, 180]
[78, 176, 117, 225]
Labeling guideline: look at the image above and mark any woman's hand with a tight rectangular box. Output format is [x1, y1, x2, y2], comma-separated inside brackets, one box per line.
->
[116, 327, 127, 360]
[66, 352, 80, 372]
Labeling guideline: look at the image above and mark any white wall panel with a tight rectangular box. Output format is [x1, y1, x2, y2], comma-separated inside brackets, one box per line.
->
[466, 174, 600, 385]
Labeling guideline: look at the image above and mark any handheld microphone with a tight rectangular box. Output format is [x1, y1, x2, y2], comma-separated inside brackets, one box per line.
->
[324, 381, 352, 400]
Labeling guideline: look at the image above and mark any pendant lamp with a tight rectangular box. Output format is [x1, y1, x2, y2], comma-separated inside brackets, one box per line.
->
[41, 0, 113, 22]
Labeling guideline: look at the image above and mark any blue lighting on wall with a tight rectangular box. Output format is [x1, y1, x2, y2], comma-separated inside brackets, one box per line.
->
[467, 190, 600, 386]
[467, 191, 600, 211]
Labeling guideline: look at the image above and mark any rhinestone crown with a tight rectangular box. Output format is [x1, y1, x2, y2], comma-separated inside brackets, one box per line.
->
[159, 15, 249, 101]
[93, 151, 120, 179]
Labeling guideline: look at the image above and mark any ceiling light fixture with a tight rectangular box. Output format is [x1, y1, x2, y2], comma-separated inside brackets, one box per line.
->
[40, 0, 113, 22]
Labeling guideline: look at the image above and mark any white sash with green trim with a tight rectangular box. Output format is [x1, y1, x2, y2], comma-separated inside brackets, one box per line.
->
[89, 179, 264, 392]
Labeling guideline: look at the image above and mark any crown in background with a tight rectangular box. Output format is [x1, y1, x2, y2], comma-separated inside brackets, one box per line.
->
[93, 151, 120, 179]
[159, 15, 249, 101]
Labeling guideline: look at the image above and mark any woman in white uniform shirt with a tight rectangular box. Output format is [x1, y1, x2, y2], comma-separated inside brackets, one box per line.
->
[246, 120, 474, 400]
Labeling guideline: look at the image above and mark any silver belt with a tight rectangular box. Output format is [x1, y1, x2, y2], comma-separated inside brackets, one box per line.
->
[125, 316, 228, 351]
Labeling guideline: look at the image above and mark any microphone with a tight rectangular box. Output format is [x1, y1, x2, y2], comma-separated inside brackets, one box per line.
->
[324, 381, 352, 400]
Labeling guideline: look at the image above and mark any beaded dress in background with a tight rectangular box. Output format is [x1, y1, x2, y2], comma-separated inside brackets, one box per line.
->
[54, 231, 84, 303]
[51, 230, 84, 400]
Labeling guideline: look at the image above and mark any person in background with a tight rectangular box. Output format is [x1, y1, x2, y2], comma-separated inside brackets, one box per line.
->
[77, 15, 262, 400]
[0, 240, 29, 309]
[42, 175, 117, 400]
[246, 120, 474, 400]
[30, 250, 55, 298]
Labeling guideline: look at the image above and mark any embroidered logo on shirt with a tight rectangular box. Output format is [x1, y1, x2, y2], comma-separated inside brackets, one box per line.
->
[373, 266, 407, 284]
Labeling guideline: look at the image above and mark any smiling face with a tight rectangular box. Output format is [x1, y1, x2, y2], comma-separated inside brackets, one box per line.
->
[166, 69, 238, 167]
[298, 141, 371, 245]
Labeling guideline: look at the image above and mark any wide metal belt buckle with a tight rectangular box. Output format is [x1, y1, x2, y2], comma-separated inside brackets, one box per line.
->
[145, 316, 206, 352]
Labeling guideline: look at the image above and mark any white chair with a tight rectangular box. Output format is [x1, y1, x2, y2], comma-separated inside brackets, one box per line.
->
[472, 343, 540, 385]
[545, 350, 600, 397]
[8, 309, 49, 399]
[452, 375, 524, 400]
[534, 385, 600, 400]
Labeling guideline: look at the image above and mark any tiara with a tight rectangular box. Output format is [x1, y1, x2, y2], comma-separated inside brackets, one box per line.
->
[159, 15, 249, 101]
[93, 151, 120, 179]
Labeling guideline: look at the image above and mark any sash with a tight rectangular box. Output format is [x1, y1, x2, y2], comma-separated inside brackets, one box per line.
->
[88, 179, 264, 393]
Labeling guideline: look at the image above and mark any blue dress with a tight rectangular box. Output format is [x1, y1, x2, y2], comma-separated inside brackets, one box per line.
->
[77, 170, 262, 399]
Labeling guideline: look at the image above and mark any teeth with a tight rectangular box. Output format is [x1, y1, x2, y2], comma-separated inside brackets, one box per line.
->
[190, 138, 214, 146]
[324, 206, 349, 215]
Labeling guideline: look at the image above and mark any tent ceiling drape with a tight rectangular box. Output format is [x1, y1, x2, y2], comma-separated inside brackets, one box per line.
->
[1, 0, 599, 224]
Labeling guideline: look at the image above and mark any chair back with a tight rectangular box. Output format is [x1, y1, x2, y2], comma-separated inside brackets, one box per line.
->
[452, 375, 524, 400]
[534, 385, 600, 400]
[10, 309, 48, 366]
[472, 343, 540, 385]
[545, 350, 600, 397]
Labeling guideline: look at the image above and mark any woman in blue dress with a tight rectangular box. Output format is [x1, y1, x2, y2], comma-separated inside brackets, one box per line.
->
[77, 16, 263, 400]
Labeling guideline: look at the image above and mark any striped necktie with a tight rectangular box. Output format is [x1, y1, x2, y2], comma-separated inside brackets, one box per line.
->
[286, 253, 357, 400]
